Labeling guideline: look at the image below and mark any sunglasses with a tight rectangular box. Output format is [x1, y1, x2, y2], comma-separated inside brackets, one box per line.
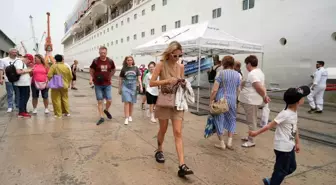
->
[172, 54, 183, 58]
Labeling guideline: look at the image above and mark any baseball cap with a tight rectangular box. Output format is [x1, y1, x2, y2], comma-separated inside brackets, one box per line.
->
[24, 54, 34, 62]
[283, 86, 310, 109]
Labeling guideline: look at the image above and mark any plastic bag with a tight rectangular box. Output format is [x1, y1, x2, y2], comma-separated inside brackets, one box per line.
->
[260, 104, 270, 127]
[204, 115, 216, 138]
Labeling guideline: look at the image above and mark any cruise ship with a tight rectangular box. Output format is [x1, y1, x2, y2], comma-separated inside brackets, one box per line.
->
[61, 0, 336, 88]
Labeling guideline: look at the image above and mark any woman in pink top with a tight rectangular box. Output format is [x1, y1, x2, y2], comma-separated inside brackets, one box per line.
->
[31, 54, 50, 114]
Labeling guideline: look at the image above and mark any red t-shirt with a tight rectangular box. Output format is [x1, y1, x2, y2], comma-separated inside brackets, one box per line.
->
[89, 57, 116, 86]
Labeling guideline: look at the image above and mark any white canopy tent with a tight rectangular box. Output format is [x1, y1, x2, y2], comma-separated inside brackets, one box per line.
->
[132, 21, 264, 115]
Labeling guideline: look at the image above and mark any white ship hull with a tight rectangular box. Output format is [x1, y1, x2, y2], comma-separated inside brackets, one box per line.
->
[62, 0, 336, 88]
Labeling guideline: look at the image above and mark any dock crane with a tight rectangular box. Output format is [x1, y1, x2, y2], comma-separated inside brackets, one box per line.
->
[29, 15, 39, 54]
[20, 41, 27, 55]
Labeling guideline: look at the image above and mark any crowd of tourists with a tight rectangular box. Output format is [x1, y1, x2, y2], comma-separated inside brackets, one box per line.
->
[0, 41, 328, 184]
[0, 48, 77, 118]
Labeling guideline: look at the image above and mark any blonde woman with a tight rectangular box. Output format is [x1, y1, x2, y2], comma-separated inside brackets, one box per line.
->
[149, 41, 194, 177]
[31, 54, 50, 114]
[118, 56, 142, 125]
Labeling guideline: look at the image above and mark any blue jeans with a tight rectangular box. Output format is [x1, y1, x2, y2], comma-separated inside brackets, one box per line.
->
[17, 86, 30, 114]
[94, 85, 112, 101]
[270, 148, 297, 185]
[5, 82, 19, 109]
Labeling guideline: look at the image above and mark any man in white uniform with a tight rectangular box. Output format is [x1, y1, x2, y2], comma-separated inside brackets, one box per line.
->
[0, 48, 20, 112]
[307, 61, 328, 114]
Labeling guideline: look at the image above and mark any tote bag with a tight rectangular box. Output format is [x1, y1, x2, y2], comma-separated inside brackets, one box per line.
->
[48, 65, 64, 89]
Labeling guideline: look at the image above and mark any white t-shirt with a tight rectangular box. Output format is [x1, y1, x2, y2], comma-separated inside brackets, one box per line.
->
[0, 57, 21, 82]
[14, 60, 31, 86]
[143, 72, 159, 96]
[273, 109, 298, 152]
[238, 68, 265, 105]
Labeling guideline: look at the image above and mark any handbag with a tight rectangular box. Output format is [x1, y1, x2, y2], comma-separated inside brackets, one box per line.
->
[34, 81, 47, 90]
[156, 62, 180, 108]
[48, 65, 64, 89]
[209, 71, 229, 115]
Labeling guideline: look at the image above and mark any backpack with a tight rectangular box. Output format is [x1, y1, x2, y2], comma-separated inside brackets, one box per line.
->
[5, 60, 22, 83]
[208, 65, 220, 83]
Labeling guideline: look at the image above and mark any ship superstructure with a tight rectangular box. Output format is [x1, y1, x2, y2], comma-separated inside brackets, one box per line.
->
[62, 0, 336, 88]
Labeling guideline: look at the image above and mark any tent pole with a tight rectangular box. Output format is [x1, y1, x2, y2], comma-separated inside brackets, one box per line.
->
[197, 46, 201, 113]
[261, 53, 264, 71]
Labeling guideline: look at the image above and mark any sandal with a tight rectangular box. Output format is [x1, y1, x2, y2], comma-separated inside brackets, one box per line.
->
[178, 164, 194, 177]
[154, 150, 165, 163]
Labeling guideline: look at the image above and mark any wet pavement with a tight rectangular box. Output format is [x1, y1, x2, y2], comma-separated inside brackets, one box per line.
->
[0, 78, 335, 185]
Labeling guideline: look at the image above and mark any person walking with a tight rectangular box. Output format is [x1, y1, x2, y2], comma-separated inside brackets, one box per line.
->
[15, 54, 34, 118]
[71, 60, 78, 90]
[0, 48, 20, 113]
[143, 61, 159, 123]
[249, 86, 310, 185]
[31, 54, 50, 114]
[238, 55, 270, 148]
[89, 46, 116, 125]
[150, 41, 194, 177]
[209, 56, 241, 150]
[139, 64, 147, 110]
[307, 61, 328, 114]
[48, 54, 73, 118]
[118, 56, 142, 125]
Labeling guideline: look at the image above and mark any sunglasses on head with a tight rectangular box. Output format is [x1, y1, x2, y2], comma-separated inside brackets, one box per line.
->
[172, 54, 183, 58]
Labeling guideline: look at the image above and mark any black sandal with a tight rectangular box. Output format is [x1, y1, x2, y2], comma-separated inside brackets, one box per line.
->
[178, 164, 194, 177]
[155, 151, 165, 163]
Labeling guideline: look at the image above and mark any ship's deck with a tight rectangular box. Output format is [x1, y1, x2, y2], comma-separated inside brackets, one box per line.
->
[0, 78, 335, 185]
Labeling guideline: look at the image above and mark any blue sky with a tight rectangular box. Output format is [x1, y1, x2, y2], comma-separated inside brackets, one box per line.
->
[0, 0, 77, 55]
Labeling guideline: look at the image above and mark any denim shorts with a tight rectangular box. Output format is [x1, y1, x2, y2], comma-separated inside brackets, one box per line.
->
[31, 84, 49, 99]
[95, 85, 112, 101]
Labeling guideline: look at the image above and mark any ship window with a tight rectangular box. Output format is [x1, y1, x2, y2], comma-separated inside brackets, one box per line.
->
[162, 25, 167, 32]
[151, 4, 155, 11]
[175, 20, 181, 28]
[332, 32, 336, 41]
[121, 21, 124, 26]
[280, 38, 287, 45]
[111, 41, 113, 45]
[107, 43, 109, 47]
[116, 40, 118, 44]
[116, 24, 118, 28]
[107, 28, 109, 32]
[134, 34, 137, 40]
[134, 14, 137, 20]
[212, 8, 221, 19]
[121, 38, 123, 43]
[127, 17, 130, 23]
[111, 26, 113, 30]
[142, 9, 146, 16]
[243, 0, 254, 10]
[142, 32, 145, 38]
[100, 32, 102, 36]
[127, 36, 130, 42]
[151, 28, 155, 35]
[192, 15, 199, 24]
[104, 30, 106, 34]
[163, 0, 167, 6]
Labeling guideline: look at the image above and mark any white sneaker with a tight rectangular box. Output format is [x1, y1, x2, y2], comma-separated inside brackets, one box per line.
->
[150, 117, 157, 123]
[63, 113, 71, 117]
[128, 117, 133, 122]
[124, 118, 129, 125]
[7, 108, 13, 113]
[44, 109, 50, 114]
[32, 109, 38, 114]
